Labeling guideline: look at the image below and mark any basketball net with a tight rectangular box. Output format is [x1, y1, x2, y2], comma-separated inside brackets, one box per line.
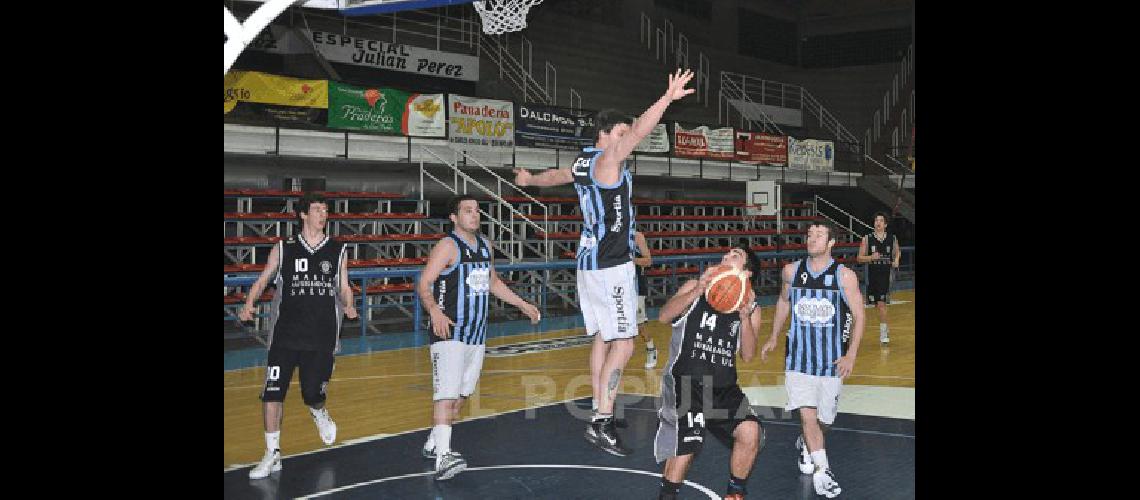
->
[472, 0, 543, 35]
[743, 204, 764, 229]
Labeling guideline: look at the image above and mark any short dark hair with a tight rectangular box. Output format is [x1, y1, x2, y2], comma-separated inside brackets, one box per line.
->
[448, 194, 479, 215]
[295, 192, 327, 223]
[592, 109, 634, 140]
[732, 240, 762, 273]
[808, 219, 837, 242]
[873, 212, 889, 225]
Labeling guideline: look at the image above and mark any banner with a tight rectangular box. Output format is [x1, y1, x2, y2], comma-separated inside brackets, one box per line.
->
[788, 137, 835, 170]
[303, 30, 479, 82]
[406, 93, 447, 137]
[633, 124, 670, 153]
[513, 104, 596, 150]
[449, 95, 515, 149]
[224, 71, 328, 125]
[673, 124, 734, 160]
[735, 131, 787, 166]
[326, 82, 445, 137]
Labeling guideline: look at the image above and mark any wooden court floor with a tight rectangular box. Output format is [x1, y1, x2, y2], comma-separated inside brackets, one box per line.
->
[224, 289, 915, 467]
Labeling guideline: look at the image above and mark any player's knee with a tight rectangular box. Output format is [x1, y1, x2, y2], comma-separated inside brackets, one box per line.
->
[734, 421, 760, 450]
[301, 390, 326, 407]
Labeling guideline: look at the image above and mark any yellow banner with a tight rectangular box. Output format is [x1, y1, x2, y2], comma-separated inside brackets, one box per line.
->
[224, 71, 328, 114]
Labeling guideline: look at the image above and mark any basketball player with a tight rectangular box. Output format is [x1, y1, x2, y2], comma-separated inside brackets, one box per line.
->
[654, 246, 765, 500]
[633, 230, 657, 368]
[239, 193, 358, 479]
[761, 221, 865, 498]
[857, 212, 899, 344]
[514, 68, 695, 456]
[417, 194, 541, 480]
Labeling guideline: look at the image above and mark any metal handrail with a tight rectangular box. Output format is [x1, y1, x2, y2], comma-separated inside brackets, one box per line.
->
[419, 146, 551, 261]
[814, 195, 873, 235]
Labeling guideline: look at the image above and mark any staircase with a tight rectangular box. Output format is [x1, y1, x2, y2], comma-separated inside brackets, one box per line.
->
[417, 146, 552, 262]
[859, 155, 914, 223]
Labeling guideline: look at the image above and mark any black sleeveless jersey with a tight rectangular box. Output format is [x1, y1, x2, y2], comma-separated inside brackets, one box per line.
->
[665, 295, 755, 388]
[865, 232, 896, 270]
[268, 234, 348, 353]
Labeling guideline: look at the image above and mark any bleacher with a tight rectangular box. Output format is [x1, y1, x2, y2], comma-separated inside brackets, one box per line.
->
[224, 188, 859, 328]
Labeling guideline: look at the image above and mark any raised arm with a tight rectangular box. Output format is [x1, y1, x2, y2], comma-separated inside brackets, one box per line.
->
[658, 265, 716, 325]
[597, 69, 695, 176]
[513, 167, 574, 187]
[737, 272, 761, 363]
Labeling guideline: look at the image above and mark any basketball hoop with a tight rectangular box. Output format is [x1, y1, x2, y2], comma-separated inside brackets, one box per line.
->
[472, 0, 543, 35]
[743, 204, 765, 229]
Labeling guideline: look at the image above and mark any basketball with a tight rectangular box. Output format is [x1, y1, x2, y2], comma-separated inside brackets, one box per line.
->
[704, 264, 749, 314]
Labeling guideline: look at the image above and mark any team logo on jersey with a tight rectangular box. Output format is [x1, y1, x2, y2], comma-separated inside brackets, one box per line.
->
[824, 275, 833, 287]
[800, 272, 808, 284]
[320, 261, 332, 274]
[480, 247, 489, 258]
[730, 320, 741, 337]
[795, 297, 836, 324]
[465, 267, 490, 293]
[611, 194, 623, 232]
[841, 311, 853, 343]
[572, 157, 591, 177]
[465, 248, 472, 258]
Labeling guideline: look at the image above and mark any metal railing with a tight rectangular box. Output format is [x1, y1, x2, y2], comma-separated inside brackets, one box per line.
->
[225, 246, 916, 343]
[813, 195, 874, 238]
[418, 146, 550, 262]
[718, 73, 784, 135]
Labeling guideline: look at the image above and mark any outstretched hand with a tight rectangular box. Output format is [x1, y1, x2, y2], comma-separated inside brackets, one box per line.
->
[666, 68, 696, 101]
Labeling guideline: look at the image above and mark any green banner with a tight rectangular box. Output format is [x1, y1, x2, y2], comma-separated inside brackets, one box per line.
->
[327, 82, 410, 134]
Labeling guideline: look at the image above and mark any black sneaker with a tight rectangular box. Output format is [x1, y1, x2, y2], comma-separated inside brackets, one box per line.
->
[584, 420, 631, 456]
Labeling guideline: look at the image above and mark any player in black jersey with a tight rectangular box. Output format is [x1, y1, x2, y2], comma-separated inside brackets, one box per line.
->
[633, 230, 658, 368]
[239, 193, 358, 479]
[857, 212, 900, 344]
[416, 194, 541, 480]
[514, 69, 696, 456]
[654, 246, 765, 500]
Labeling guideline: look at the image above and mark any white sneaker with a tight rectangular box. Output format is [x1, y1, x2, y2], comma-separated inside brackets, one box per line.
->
[249, 449, 282, 479]
[311, 407, 337, 445]
[813, 468, 841, 498]
[645, 346, 658, 369]
[435, 450, 467, 481]
[795, 435, 814, 474]
[880, 325, 890, 344]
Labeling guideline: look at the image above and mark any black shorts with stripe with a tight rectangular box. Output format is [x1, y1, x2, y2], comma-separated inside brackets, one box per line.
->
[866, 265, 892, 304]
[259, 345, 335, 406]
[654, 377, 760, 463]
